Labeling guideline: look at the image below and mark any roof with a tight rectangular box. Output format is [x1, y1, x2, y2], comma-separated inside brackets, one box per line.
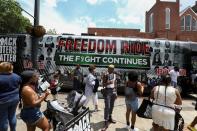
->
[192, 3, 197, 13]
[180, 6, 197, 17]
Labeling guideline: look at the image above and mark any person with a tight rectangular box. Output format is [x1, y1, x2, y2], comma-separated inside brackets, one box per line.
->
[169, 66, 180, 88]
[55, 69, 61, 76]
[152, 52, 162, 66]
[163, 53, 172, 66]
[72, 64, 83, 91]
[102, 64, 117, 129]
[0, 62, 21, 131]
[38, 48, 44, 61]
[84, 65, 98, 112]
[187, 98, 197, 131]
[125, 71, 144, 131]
[46, 60, 53, 74]
[46, 47, 53, 57]
[45, 36, 54, 48]
[151, 75, 182, 131]
[49, 73, 60, 100]
[19, 70, 50, 131]
[188, 116, 197, 131]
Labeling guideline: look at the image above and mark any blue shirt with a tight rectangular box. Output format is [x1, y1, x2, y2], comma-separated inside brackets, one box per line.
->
[0, 73, 21, 104]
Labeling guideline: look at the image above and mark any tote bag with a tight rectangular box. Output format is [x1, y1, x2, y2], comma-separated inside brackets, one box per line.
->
[136, 98, 153, 119]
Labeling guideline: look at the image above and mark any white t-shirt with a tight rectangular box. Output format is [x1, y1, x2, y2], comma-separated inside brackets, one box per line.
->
[169, 69, 179, 83]
[106, 73, 116, 89]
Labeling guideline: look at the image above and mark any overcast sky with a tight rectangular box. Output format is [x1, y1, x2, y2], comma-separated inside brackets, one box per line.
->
[17, 0, 195, 35]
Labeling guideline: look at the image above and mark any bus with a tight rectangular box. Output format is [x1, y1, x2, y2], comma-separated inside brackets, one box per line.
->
[0, 34, 196, 94]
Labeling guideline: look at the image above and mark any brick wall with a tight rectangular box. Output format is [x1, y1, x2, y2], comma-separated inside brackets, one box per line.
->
[87, 0, 197, 42]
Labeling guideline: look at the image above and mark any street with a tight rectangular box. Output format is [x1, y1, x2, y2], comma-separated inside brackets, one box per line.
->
[15, 92, 197, 131]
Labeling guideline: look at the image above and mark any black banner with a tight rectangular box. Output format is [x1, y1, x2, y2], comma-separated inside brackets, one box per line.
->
[65, 108, 90, 131]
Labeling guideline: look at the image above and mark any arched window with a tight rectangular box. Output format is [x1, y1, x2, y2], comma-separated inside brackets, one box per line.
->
[192, 17, 197, 31]
[149, 13, 154, 32]
[165, 8, 170, 29]
[185, 15, 191, 31]
[181, 17, 185, 31]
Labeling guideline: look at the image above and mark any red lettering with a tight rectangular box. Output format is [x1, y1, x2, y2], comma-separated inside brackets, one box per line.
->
[88, 39, 96, 52]
[156, 68, 170, 75]
[144, 44, 150, 54]
[58, 40, 65, 46]
[106, 40, 116, 54]
[121, 41, 129, 54]
[97, 39, 104, 53]
[81, 39, 88, 52]
[129, 42, 135, 54]
[136, 43, 141, 53]
[121, 41, 150, 55]
[65, 39, 73, 51]
[74, 38, 81, 51]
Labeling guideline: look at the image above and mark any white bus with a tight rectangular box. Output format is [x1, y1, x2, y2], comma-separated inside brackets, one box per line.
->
[1, 34, 196, 94]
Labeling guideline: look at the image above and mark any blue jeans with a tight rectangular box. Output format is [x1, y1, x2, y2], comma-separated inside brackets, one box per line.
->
[104, 88, 116, 120]
[171, 81, 177, 88]
[0, 99, 19, 131]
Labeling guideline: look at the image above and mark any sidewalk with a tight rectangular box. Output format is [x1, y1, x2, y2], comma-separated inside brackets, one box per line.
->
[16, 93, 196, 131]
[89, 95, 196, 131]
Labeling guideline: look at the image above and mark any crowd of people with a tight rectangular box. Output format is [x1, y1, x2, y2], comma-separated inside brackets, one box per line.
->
[0, 62, 196, 131]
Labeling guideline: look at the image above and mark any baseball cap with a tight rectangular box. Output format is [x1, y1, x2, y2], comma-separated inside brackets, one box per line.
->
[108, 64, 115, 68]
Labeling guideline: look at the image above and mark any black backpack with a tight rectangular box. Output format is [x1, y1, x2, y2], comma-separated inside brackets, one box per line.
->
[93, 79, 99, 93]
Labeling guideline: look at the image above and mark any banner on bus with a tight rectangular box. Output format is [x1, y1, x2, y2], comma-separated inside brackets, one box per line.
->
[54, 52, 150, 69]
[0, 37, 17, 62]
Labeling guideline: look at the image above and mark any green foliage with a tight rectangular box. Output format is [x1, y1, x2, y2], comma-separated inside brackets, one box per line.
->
[0, 0, 32, 33]
[47, 28, 57, 35]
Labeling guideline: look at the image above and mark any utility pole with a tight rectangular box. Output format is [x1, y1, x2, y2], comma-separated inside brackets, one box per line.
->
[32, 0, 40, 69]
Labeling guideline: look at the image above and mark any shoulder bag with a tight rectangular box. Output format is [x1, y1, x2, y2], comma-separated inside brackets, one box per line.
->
[136, 97, 153, 119]
[136, 86, 161, 119]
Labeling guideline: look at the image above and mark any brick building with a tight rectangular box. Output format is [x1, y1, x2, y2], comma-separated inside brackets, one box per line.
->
[88, 0, 197, 42]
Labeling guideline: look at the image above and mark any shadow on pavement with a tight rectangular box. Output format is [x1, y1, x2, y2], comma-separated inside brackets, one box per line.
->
[91, 121, 104, 131]
[115, 127, 127, 131]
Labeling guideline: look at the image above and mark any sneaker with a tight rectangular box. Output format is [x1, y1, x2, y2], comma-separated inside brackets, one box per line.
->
[131, 127, 139, 131]
[187, 125, 197, 131]
[125, 125, 130, 130]
[108, 118, 116, 124]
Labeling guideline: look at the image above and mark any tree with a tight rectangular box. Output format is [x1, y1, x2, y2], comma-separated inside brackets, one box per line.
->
[47, 28, 57, 35]
[0, 0, 32, 33]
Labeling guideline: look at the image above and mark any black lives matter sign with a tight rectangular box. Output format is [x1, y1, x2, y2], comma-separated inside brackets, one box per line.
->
[0, 37, 17, 62]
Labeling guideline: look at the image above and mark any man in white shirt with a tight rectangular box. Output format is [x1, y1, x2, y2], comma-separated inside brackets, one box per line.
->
[169, 66, 179, 88]
[102, 64, 117, 130]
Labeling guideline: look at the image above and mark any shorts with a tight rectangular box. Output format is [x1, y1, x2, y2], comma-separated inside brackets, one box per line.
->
[125, 98, 139, 112]
[20, 107, 44, 125]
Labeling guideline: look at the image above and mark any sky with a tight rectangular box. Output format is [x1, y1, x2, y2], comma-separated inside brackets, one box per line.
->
[16, 0, 195, 35]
